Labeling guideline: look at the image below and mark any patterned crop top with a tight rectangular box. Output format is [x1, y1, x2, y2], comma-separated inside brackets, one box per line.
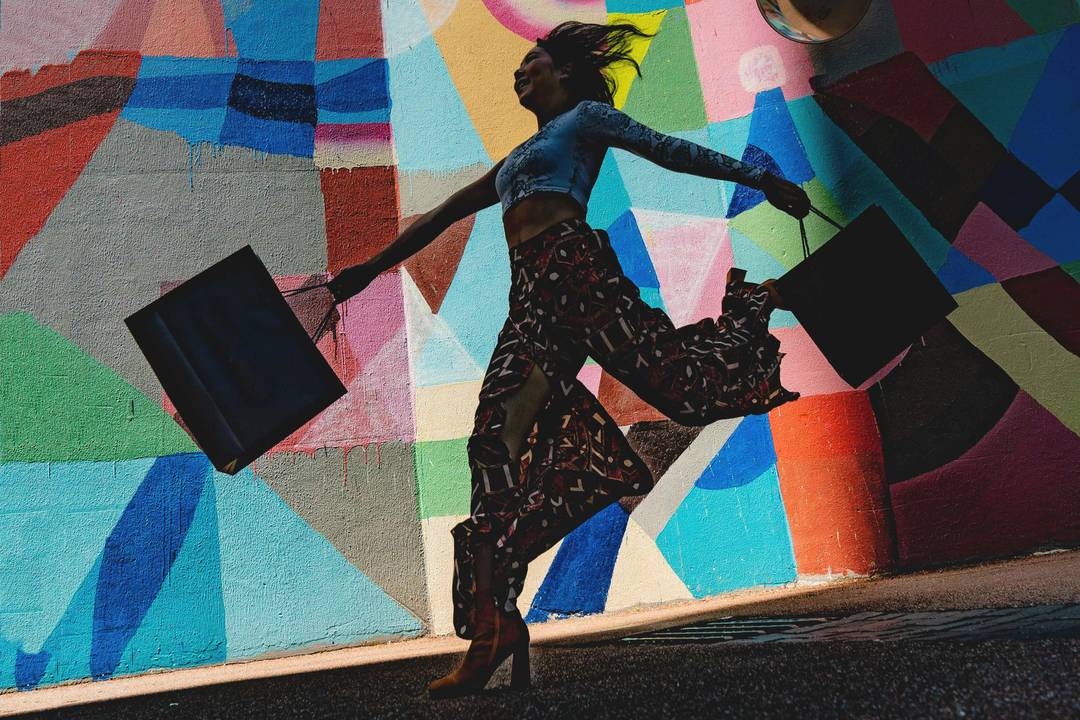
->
[494, 100, 767, 214]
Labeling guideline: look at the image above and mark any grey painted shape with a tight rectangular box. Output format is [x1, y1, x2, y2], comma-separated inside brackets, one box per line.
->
[255, 444, 430, 628]
[0, 119, 328, 400]
[397, 163, 490, 216]
[806, 2, 904, 86]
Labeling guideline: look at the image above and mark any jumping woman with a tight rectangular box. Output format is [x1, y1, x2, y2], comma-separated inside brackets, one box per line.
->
[322, 20, 810, 699]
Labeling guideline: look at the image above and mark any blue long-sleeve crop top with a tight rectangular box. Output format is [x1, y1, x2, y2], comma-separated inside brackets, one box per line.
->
[494, 100, 767, 214]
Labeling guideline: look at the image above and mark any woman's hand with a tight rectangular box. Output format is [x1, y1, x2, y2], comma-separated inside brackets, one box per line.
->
[327, 261, 380, 304]
[760, 173, 810, 219]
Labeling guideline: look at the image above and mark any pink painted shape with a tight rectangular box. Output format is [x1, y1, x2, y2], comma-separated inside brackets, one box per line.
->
[284, 271, 415, 449]
[642, 216, 731, 326]
[890, 392, 1080, 567]
[893, 0, 1033, 64]
[686, 0, 815, 123]
[0, 0, 121, 72]
[771, 324, 854, 396]
[576, 363, 602, 396]
[953, 203, 1057, 281]
[479, 0, 606, 40]
[315, 123, 394, 146]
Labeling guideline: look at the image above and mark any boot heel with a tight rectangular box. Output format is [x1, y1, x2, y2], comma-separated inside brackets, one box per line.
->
[510, 641, 531, 690]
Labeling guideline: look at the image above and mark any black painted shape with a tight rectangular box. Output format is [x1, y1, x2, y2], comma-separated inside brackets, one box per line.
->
[867, 320, 1018, 484]
[980, 152, 1057, 230]
[1059, 169, 1080, 212]
[816, 93, 978, 241]
[620, 420, 703, 513]
[227, 74, 317, 126]
[929, 105, 1005, 205]
[0, 75, 137, 146]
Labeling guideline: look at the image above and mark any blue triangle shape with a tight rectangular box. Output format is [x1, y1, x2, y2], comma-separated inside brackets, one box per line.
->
[525, 503, 630, 622]
[746, 88, 815, 184]
[607, 209, 661, 288]
[726, 145, 783, 218]
[936, 246, 996, 294]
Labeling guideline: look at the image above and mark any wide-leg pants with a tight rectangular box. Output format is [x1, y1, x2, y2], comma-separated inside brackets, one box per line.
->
[449, 218, 798, 639]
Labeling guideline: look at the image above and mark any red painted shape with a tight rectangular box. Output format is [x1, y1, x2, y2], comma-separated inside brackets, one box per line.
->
[596, 371, 667, 426]
[890, 392, 1080, 568]
[1, 51, 140, 280]
[1, 49, 140, 101]
[320, 165, 400, 275]
[770, 391, 894, 575]
[816, 53, 958, 142]
[316, 0, 384, 60]
[893, 0, 1033, 64]
[953, 203, 1056, 281]
[401, 214, 475, 313]
[1001, 266, 1080, 356]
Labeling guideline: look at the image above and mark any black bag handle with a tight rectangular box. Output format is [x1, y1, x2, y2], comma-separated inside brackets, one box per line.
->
[798, 205, 844, 259]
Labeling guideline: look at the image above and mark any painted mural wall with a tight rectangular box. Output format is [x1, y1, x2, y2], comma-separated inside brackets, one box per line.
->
[2, 0, 1079, 692]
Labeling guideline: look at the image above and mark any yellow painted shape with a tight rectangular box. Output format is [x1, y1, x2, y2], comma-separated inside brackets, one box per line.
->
[415, 380, 482, 441]
[607, 11, 668, 109]
[949, 283, 1080, 434]
[432, 0, 535, 161]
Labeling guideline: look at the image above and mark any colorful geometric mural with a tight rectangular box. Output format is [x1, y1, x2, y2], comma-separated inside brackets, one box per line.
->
[2, 0, 1079, 692]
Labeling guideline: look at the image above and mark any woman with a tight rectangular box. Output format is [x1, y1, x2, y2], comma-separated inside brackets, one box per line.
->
[324, 20, 809, 699]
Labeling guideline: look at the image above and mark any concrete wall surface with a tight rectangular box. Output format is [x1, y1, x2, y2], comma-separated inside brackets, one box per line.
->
[2, 0, 1079, 691]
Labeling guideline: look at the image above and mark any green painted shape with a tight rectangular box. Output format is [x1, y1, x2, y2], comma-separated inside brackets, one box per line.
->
[1062, 260, 1080, 284]
[728, 178, 849, 271]
[0, 312, 196, 463]
[414, 438, 470, 518]
[1003, 0, 1080, 33]
[622, 6, 708, 133]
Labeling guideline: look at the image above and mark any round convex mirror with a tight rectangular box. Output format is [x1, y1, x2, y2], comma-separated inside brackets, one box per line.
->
[757, 0, 873, 43]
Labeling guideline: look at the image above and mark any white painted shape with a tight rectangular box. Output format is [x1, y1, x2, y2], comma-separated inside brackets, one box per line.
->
[422, 515, 466, 636]
[631, 417, 743, 540]
[738, 45, 787, 93]
[605, 517, 692, 613]
[516, 539, 563, 617]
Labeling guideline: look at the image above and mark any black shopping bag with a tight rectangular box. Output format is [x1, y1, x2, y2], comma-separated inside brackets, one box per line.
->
[773, 205, 958, 387]
[125, 246, 346, 474]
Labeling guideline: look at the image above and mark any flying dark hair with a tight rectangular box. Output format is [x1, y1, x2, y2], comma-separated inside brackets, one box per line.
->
[536, 20, 656, 106]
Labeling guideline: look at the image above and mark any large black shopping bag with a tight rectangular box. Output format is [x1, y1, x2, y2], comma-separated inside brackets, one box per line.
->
[125, 246, 346, 474]
[773, 205, 958, 387]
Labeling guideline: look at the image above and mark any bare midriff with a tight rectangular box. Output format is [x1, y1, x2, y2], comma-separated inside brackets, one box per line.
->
[502, 191, 586, 248]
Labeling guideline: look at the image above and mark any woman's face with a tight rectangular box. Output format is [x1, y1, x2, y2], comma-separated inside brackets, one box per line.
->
[513, 45, 566, 109]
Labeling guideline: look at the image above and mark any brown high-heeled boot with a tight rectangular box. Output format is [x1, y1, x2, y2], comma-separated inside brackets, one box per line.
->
[427, 595, 531, 699]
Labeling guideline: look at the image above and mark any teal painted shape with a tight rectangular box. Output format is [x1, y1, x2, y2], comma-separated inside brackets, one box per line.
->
[217, 467, 422, 659]
[613, 127, 726, 217]
[706, 115, 754, 217]
[110, 476, 226, 678]
[657, 466, 796, 597]
[386, 0, 489, 170]
[728, 228, 798, 329]
[436, 207, 512, 366]
[415, 317, 484, 387]
[0, 460, 153, 657]
[929, 31, 1059, 145]
[787, 96, 952, 270]
[639, 286, 667, 312]
[586, 153, 633, 230]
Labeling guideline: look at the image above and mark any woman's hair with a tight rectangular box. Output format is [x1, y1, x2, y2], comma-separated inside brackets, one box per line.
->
[536, 20, 656, 106]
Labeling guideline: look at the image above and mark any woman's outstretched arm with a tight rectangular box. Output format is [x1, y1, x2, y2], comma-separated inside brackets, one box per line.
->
[577, 101, 809, 217]
[329, 159, 504, 302]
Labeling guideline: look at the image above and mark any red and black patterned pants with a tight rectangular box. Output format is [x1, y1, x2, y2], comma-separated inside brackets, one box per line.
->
[450, 218, 798, 639]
